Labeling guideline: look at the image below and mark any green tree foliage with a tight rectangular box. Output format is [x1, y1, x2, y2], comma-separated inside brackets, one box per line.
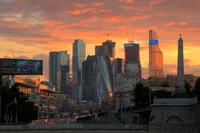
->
[152, 90, 171, 98]
[0, 81, 38, 123]
[160, 82, 170, 87]
[134, 82, 149, 105]
[134, 82, 173, 106]
[185, 80, 192, 96]
[193, 77, 200, 99]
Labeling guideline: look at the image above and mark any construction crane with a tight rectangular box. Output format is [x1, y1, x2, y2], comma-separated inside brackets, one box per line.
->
[102, 33, 111, 40]
[126, 29, 135, 43]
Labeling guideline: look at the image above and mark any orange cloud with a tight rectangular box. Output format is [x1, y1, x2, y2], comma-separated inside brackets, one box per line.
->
[74, 3, 87, 7]
[66, 8, 91, 15]
[164, 22, 175, 27]
[92, 2, 105, 6]
[119, 0, 134, 3]
[179, 22, 188, 26]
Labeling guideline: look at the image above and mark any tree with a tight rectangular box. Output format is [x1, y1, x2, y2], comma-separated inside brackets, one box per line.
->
[134, 82, 149, 106]
[1, 83, 38, 124]
[153, 90, 171, 98]
[193, 77, 200, 101]
[160, 82, 170, 87]
[185, 80, 192, 96]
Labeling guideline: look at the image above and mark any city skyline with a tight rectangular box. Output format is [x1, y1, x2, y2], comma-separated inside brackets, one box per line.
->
[0, 0, 200, 80]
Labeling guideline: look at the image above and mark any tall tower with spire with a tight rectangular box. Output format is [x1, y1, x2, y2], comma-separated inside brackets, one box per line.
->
[176, 34, 185, 90]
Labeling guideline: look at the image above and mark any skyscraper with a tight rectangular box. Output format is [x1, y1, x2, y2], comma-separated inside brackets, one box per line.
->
[112, 58, 124, 91]
[102, 40, 116, 59]
[124, 43, 140, 64]
[57, 51, 70, 93]
[82, 55, 113, 103]
[95, 45, 108, 56]
[72, 39, 86, 100]
[124, 43, 142, 78]
[176, 34, 185, 89]
[49, 52, 59, 89]
[149, 30, 164, 77]
[49, 51, 70, 92]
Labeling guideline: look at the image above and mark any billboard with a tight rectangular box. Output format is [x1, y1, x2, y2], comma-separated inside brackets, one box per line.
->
[0, 59, 43, 75]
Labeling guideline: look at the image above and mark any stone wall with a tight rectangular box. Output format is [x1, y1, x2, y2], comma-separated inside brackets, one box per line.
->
[150, 104, 200, 124]
[149, 124, 200, 133]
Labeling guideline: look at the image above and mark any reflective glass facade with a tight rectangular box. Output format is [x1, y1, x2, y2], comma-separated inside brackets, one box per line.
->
[112, 58, 124, 91]
[72, 39, 86, 100]
[149, 30, 164, 77]
[49, 52, 59, 89]
[82, 55, 113, 103]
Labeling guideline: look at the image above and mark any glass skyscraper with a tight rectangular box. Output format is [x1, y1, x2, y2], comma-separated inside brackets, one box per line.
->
[49, 52, 59, 90]
[82, 55, 113, 103]
[57, 51, 70, 93]
[49, 51, 70, 92]
[72, 39, 86, 100]
[112, 58, 124, 91]
[149, 30, 164, 77]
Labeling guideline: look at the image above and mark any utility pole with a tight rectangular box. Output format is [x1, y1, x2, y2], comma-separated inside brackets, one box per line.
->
[0, 95, 1, 124]
[120, 88, 123, 124]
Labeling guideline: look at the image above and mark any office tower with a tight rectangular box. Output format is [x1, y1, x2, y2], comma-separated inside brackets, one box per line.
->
[124, 43, 142, 78]
[82, 55, 113, 103]
[57, 51, 70, 93]
[72, 39, 86, 100]
[149, 30, 164, 77]
[176, 34, 185, 89]
[82, 56, 98, 102]
[102, 40, 116, 59]
[49, 52, 59, 89]
[95, 45, 108, 56]
[112, 58, 124, 91]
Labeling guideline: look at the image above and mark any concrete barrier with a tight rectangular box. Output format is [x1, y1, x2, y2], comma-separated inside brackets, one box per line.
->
[0, 124, 149, 133]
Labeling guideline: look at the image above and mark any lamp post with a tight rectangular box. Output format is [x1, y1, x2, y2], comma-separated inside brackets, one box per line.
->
[6, 98, 17, 125]
[120, 89, 123, 124]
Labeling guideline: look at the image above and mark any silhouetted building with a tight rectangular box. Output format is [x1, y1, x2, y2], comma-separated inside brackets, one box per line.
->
[49, 52, 59, 90]
[149, 30, 164, 77]
[72, 39, 86, 100]
[95, 45, 108, 56]
[102, 40, 116, 59]
[112, 58, 124, 91]
[124, 43, 142, 78]
[82, 55, 113, 102]
[49, 51, 70, 92]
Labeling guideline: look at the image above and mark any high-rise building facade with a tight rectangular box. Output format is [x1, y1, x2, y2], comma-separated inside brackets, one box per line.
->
[82, 55, 113, 103]
[149, 30, 164, 77]
[49, 52, 59, 89]
[102, 40, 116, 59]
[72, 39, 86, 100]
[49, 51, 70, 92]
[112, 58, 124, 91]
[124, 43, 142, 78]
[95, 45, 108, 56]
[176, 34, 185, 89]
[82, 56, 98, 101]
[124, 43, 140, 64]
[57, 51, 70, 93]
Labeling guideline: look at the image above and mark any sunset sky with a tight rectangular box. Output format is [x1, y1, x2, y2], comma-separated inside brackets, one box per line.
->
[0, 0, 200, 80]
